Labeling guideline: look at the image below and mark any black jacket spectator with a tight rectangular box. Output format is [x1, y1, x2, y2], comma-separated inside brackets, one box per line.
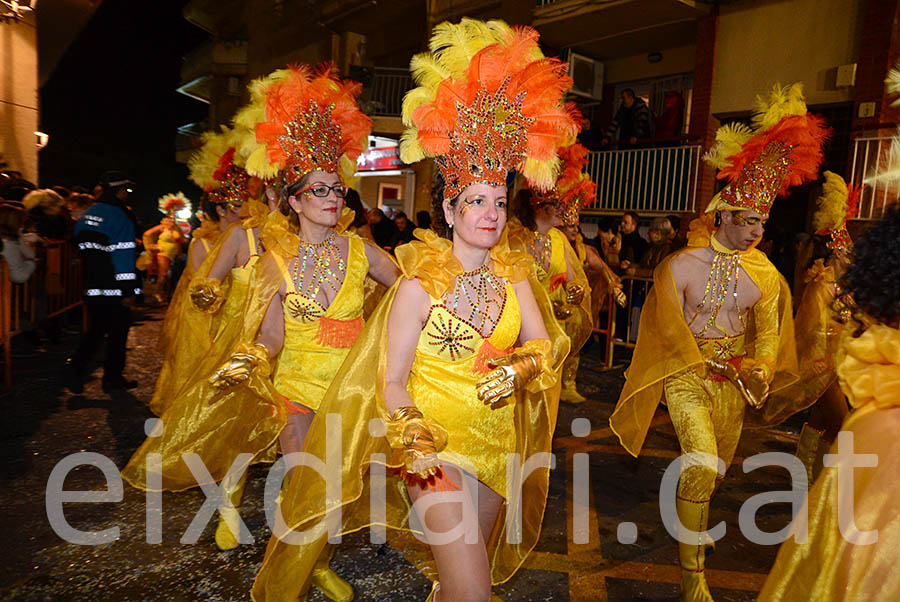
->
[370, 208, 399, 250]
[604, 89, 651, 145]
[74, 192, 138, 302]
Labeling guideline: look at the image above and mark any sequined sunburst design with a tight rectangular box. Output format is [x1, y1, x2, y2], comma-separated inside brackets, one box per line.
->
[720, 140, 793, 216]
[285, 294, 325, 323]
[278, 101, 342, 188]
[437, 78, 534, 200]
[208, 164, 253, 206]
[712, 338, 737, 360]
[426, 313, 476, 361]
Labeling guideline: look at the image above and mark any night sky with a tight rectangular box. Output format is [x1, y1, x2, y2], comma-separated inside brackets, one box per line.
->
[39, 0, 209, 229]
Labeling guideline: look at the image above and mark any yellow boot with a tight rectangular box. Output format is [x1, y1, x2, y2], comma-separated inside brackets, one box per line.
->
[310, 544, 354, 602]
[559, 354, 587, 404]
[215, 470, 247, 551]
[796, 423, 824, 486]
[676, 497, 715, 602]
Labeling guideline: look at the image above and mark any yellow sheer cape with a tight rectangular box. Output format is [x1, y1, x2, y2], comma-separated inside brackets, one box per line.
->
[758, 324, 900, 601]
[250, 229, 568, 601]
[609, 216, 798, 456]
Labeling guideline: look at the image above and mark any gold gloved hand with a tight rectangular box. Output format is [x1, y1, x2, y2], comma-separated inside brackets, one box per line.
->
[564, 281, 585, 305]
[189, 278, 224, 312]
[705, 360, 770, 409]
[477, 351, 542, 406]
[209, 342, 270, 390]
[612, 284, 627, 308]
[552, 300, 572, 320]
[385, 406, 448, 481]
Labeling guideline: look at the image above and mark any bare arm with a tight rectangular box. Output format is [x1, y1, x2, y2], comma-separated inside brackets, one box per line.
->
[584, 245, 617, 285]
[188, 238, 209, 272]
[383, 277, 429, 416]
[668, 253, 689, 312]
[206, 225, 242, 282]
[364, 241, 401, 287]
[512, 279, 550, 344]
[255, 287, 286, 357]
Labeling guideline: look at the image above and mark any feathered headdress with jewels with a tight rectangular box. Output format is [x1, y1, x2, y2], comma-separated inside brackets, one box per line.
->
[703, 83, 830, 216]
[188, 126, 260, 206]
[158, 192, 191, 216]
[865, 62, 900, 187]
[251, 64, 371, 188]
[812, 171, 861, 250]
[551, 142, 597, 226]
[400, 18, 580, 200]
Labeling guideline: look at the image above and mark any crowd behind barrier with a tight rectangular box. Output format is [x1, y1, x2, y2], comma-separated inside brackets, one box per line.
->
[0, 240, 84, 387]
[593, 275, 653, 370]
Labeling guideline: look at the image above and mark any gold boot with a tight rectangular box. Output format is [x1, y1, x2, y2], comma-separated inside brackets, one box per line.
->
[310, 544, 354, 602]
[676, 496, 715, 602]
[560, 354, 586, 404]
[796, 423, 824, 486]
[215, 470, 247, 551]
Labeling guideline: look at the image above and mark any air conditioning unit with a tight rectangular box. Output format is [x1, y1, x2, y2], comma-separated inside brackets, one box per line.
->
[565, 51, 604, 101]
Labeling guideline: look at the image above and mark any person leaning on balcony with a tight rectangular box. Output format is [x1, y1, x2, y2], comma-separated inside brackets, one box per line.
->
[0, 200, 38, 283]
[618, 210, 648, 273]
[627, 217, 675, 278]
[601, 88, 651, 147]
[609, 83, 827, 602]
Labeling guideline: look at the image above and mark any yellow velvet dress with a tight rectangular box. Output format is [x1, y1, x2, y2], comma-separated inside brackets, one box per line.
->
[763, 259, 843, 423]
[758, 324, 900, 601]
[269, 234, 368, 412]
[507, 221, 592, 397]
[157, 226, 185, 259]
[250, 228, 569, 602]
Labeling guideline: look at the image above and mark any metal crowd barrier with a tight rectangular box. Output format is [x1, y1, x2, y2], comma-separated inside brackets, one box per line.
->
[1, 240, 83, 387]
[592, 274, 653, 369]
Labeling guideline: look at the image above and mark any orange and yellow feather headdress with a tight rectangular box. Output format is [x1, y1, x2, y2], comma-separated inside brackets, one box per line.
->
[400, 18, 580, 200]
[703, 83, 830, 216]
[812, 171, 861, 250]
[551, 142, 597, 226]
[188, 126, 261, 206]
[248, 64, 371, 188]
[158, 192, 190, 216]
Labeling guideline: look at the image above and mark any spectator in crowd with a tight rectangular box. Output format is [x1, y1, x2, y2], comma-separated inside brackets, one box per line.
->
[593, 216, 621, 266]
[618, 210, 648, 272]
[343, 188, 375, 241]
[415, 209, 432, 230]
[66, 193, 94, 225]
[628, 217, 675, 278]
[22, 189, 69, 240]
[654, 91, 685, 143]
[602, 89, 652, 147]
[67, 171, 140, 395]
[392, 210, 415, 246]
[368, 207, 399, 250]
[0, 201, 38, 283]
[666, 214, 686, 250]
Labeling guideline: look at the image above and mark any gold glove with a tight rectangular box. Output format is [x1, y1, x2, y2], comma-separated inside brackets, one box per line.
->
[385, 406, 448, 481]
[564, 281, 585, 305]
[477, 351, 542, 406]
[612, 284, 627, 308]
[705, 360, 770, 409]
[209, 342, 270, 390]
[190, 278, 224, 312]
[552, 300, 571, 320]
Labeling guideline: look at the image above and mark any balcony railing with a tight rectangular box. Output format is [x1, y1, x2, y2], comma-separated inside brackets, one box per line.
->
[583, 144, 702, 214]
[849, 136, 899, 220]
[368, 67, 414, 117]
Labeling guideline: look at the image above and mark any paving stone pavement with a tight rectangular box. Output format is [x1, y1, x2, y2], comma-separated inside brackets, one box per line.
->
[0, 307, 807, 601]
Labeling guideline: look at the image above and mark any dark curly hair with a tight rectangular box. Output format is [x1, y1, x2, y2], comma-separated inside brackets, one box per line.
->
[841, 207, 900, 326]
[430, 170, 458, 239]
[200, 193, 221, 222]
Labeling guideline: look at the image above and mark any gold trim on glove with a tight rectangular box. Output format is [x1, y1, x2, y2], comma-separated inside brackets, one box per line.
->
[477, 351, 541, 406]
[385, 406, 449, 482]
[552, 300, 572, 320]
[705, 360, 769, 408]
[564, 281, 585, 305]
[612, 284, 627, 307]
[209, 342, 270, 390]
[190, 278, 225, 313]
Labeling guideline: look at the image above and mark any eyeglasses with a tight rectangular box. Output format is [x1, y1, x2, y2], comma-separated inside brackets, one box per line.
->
[295, 184, 349, 198]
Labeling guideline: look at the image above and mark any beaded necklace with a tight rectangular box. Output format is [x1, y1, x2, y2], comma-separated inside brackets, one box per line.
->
[692, 242, 745, 337]
[291, 231, 345, 303]
[448, 263, 507, 336]
[527, 231, 553, 274]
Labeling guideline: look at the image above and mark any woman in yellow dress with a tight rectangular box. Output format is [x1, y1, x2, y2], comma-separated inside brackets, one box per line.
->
[141, 193, 189, 301]
[508, 141, 594, 403]
[757, 206, 900, 602]
[250, 19, 575, 602]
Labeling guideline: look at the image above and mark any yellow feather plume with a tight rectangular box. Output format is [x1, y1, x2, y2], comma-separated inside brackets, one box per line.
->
[399, 128, 425, 164]
[887, 62, 900, 106]
[232, 69, 292, 177]
[812, 171, 849, 232]
[401, 87, 436, 127]
[188, 126, 244, 190]
[429, 18, 510, 77]
[865, 128, 900, 186]
[752, 82, 807, 130]
[702, 122, 754, 168]
[522, 156, 561, 193]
